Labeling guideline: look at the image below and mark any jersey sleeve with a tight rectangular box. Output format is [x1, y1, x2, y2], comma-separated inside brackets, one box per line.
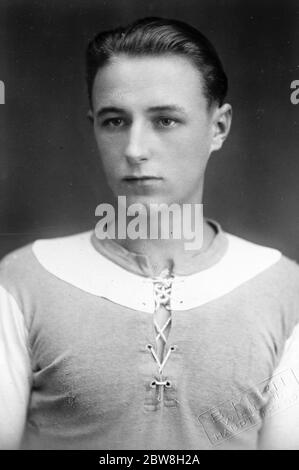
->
[258, 322, 299, 449]
[0, 285, 32, 449]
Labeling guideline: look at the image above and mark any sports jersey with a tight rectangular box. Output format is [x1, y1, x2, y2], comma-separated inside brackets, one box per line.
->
[0, 220, 299, 449]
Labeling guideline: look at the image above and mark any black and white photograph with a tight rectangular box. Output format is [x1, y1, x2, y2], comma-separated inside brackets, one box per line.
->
[0, 0, 299, 454]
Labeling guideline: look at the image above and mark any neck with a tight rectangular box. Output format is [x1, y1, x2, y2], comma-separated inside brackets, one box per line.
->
[113, 214, 216, 276]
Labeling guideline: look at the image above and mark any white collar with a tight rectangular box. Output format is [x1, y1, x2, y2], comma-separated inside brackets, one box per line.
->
[32, 231, 281, 313]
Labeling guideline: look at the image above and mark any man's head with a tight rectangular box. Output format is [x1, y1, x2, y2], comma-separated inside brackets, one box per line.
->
[86, 17, 232, 206]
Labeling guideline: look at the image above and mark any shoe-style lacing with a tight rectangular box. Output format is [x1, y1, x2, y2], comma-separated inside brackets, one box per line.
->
[148, 270, 175, 402]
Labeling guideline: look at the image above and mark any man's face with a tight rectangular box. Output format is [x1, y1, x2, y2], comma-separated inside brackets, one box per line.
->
[91, 54, 226, 207]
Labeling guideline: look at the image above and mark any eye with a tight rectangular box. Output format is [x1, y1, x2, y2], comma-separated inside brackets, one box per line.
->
[156, 117, 178, 128]
[102, 117, 125, 128]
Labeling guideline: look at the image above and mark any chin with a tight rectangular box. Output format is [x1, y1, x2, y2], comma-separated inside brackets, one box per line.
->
[125, 194, 175, 209]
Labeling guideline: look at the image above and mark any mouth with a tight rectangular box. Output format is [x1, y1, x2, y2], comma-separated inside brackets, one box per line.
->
[122, 175, 163, 185]
[123, 175, 162, 181]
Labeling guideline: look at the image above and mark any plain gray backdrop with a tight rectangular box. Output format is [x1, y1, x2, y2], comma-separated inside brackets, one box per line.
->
[0, 0, 298, 259]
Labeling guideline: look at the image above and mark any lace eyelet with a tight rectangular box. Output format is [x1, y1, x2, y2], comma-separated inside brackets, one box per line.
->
[165, 381, 172, 388]
[146, 344, 152, 350]
[150, 380, 156, 388]
[170, 345, 178, 351]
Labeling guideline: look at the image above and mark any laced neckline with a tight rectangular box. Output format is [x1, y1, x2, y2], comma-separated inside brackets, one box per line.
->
[91, 219, 228, 279]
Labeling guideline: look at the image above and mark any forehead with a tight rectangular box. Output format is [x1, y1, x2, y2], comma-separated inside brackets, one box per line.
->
[91, 54, 206, 110]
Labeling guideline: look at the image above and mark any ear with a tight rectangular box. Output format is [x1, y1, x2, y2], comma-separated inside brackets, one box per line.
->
[87, 109, 94, 125]
[210, 103, 232, 153]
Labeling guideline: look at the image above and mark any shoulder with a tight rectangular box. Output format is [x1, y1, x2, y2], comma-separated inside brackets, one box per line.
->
[0, 231, 154, 313]
[0, 231, 94, 290]
[224, 231, 299, 288]
[0, 242, 36, 287]
[32, 230, 94, 269]
[221, 231, 299, 331]
[221, 231, 299, 335]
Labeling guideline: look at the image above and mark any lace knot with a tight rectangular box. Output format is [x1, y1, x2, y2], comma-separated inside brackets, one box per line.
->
[153, 271, 174, 311]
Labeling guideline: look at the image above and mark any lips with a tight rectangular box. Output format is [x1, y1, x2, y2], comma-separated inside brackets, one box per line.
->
[123, 176, 162, 181]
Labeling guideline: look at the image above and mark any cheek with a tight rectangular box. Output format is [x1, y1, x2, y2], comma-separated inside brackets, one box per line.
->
[165, 134, 211, 185]
[170, 133, 210, 168]
[94, 133, 122, 171]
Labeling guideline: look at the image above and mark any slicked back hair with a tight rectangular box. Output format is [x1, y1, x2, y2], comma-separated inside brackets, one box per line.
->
[86, 16, 228, 109]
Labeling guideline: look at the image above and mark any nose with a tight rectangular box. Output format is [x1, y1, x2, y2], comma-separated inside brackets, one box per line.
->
[124, 121, 151, 164]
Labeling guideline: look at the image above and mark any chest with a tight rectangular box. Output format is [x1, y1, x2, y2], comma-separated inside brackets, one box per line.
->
[29, 289, 283, 417]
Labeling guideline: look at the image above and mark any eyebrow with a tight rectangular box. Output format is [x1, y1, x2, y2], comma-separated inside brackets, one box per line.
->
[95, 105, 188, 118]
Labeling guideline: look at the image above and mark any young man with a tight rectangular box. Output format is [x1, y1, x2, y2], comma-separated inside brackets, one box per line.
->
[0, 17, 299, 450]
